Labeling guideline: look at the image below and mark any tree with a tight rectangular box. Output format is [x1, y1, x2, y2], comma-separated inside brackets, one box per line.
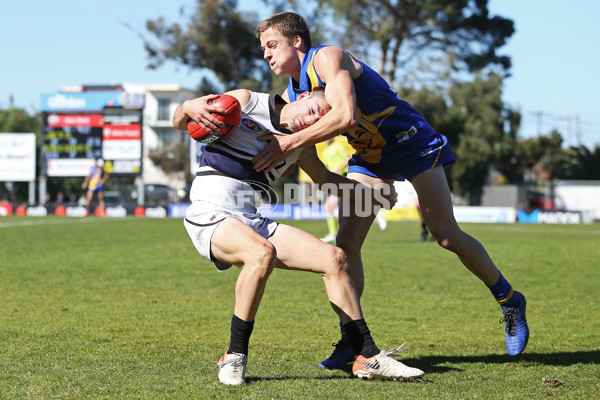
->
[572, 145, 600, 180]
[399, 73, 518, 202]
[515, 130, 575, 182]
[449, 73, 521, 202]
[144, 0, 272, 93]
[148, 142, 191, 182]
[536, 131, 569, 179]
[495, 106, 522, 183]
[0, 107, 39, 133]
[297, 0, 514, 84]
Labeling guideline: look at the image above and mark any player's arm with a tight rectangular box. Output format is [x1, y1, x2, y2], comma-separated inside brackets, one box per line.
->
[296, 147, 397, 210]
[173, 90, 251, 131]
[81, 173, 91, 189]
[100, 170, 109, 184]
[223, 89, 252, 108]
[172, 94, 227, 131]
[253, 47, 359, 172]
[289, 47, 359, 147]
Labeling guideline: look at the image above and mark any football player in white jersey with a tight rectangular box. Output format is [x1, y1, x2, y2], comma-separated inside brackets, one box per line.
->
[173, 89, 425, 385]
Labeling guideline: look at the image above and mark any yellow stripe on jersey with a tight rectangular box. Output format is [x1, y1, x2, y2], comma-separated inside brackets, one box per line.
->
[431, 144, 443, 168]
[307, 53, 322, 91]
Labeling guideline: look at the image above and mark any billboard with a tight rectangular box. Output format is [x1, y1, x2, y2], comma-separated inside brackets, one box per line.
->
[41, 89, 144, 177]
[40, 91, 145, 112]
[101, 110, 142, 174]
[44, 113, 103, 160]
[0, 133, 37, 181]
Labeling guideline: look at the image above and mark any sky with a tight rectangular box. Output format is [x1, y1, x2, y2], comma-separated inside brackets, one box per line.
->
[1, 0, 599, 149]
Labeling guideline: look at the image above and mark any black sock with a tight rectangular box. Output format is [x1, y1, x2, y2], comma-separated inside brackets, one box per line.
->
[228, 314, 254, 355]
[343, 319, 380, 358]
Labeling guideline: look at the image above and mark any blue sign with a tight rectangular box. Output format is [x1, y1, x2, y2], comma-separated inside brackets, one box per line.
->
[40, 91, 145, 111]
[517, 209, 539, 223]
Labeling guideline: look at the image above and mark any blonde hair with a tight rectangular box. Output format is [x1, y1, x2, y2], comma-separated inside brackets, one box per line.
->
[309, 88, 326, 101]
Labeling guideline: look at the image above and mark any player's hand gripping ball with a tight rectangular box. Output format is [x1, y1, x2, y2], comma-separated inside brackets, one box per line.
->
[188, 94, 242, 143]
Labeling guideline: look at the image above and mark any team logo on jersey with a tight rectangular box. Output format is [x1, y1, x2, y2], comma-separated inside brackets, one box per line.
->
[239, 118, 263, 134]
[396, 126, 418, 143]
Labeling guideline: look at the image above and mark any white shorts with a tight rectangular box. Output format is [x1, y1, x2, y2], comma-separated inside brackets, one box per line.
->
[184, 167, 278, 271]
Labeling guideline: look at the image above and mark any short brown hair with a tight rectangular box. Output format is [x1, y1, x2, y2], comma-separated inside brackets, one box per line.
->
[256, 12, 312, 49]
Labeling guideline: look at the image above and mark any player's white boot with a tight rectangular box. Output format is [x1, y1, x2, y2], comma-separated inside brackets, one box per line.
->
[217, 351, 247, 385]
[352, 345, 424, 380]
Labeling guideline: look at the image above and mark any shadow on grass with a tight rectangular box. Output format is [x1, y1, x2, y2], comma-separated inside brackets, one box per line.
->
[409, 350, 600, 374]
[246, 375, 350, 383]
[244, 350, 600, 383]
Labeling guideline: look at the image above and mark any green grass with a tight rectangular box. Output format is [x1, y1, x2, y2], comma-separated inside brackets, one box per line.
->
[1, 216, 599, 399]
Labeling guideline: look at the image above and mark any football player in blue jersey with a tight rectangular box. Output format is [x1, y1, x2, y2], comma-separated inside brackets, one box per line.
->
[251, 12, 529, 367]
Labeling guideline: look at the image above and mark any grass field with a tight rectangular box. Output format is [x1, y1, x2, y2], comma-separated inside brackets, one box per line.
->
[1, 215, 599, 399]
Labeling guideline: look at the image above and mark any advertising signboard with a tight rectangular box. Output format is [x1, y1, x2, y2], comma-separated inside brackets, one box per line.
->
[101, 110, 142, 174]
[41, 88, 144, 177]
[0, 133, 36, 181]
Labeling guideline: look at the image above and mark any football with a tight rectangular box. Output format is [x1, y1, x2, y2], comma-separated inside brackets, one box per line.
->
[188, 94, 242, 143]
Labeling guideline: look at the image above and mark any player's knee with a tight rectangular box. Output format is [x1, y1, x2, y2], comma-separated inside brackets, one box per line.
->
[333, 246, 349, 271]
[324, 246, 349, 277]
[429, 225, 459, 251]
[247, 241, 277, 277]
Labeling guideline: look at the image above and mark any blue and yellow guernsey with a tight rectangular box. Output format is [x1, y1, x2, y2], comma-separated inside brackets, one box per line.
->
[287, 46, 454, 180]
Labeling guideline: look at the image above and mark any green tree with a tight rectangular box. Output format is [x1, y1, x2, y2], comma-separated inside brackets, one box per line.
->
[537, 131, 570, 179]
[534, 133, 600, 181]
[144, 0, 272, 93]
[148, 142, 192, 182]
[495, 107, 522, 183]
[0, 107, 40, 133]
[515, 130, 580, 182]
[399, 73, 519, 202]
[447, 73, 519, 202]
[512, 131, 600, 209]
[574, 145, 600, 180]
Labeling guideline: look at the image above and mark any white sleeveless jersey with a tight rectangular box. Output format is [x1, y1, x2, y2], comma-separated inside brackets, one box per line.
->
[199, 92, 302, 186]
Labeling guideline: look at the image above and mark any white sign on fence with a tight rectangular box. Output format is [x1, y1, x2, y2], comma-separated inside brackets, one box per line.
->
[0, 133, 36, 181]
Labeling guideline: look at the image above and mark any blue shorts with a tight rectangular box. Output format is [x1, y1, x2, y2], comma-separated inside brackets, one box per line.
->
[88, 185, 104, 194]
[347, 133, 455, 181]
